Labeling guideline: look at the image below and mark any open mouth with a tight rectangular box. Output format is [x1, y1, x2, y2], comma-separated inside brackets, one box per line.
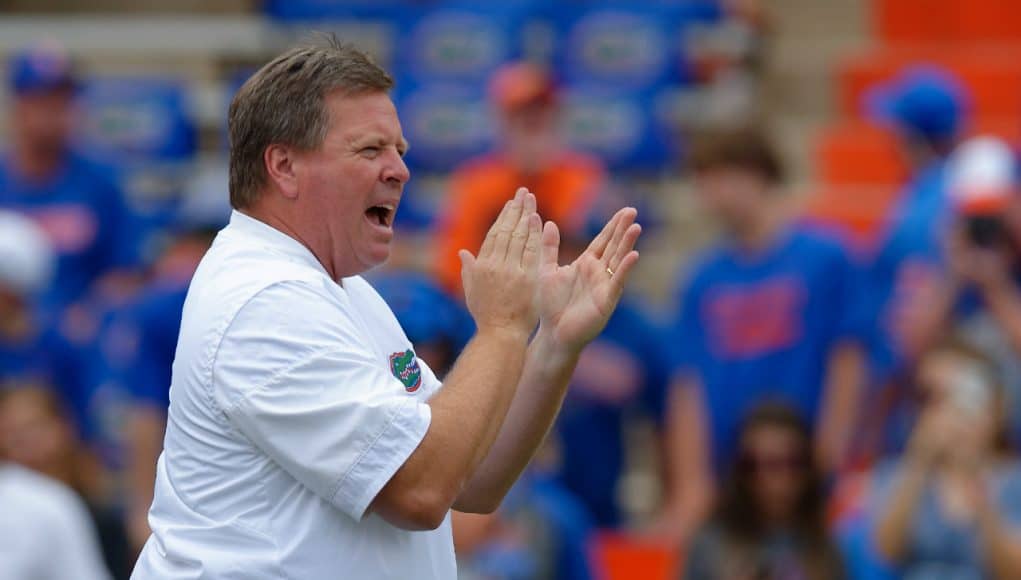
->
[365, 204, 396, 228]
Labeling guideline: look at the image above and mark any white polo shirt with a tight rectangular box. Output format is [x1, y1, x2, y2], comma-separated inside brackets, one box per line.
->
[132, 211, 455, 579]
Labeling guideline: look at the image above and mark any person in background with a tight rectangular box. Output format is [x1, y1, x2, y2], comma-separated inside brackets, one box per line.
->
[658, 127, 868, 546]
[870, 338, 1021, 579]
[452, 462, 596, 580]
[0, 210, 61, 381]
[0, 42, 139, 310]
[868, 67, 968, 228]
[0, 210, 110, 468]
[435, 61, 606, 295]
[865, 68, 969, 379]
[0, 456, 111, 580]
[683, 403, 845, 580]
[880, 137, 1021, 451]
[0, 384, 129, 579]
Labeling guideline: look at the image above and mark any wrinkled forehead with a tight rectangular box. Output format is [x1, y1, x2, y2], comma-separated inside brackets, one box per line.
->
[324, 90, 405, 142]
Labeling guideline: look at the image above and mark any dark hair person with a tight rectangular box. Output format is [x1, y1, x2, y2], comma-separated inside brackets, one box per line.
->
[683, 403, 845, 580]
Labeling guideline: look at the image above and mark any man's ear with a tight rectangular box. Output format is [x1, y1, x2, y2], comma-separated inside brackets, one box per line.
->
[264, 144, 300, 200]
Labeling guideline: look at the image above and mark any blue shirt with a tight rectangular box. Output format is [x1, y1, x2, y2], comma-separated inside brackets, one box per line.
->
[555, 301, 669, 527]
[0, 315, 76, 393]
[0, 150, 138, 309]
[868, 460, 1021, 579]
[0, 310, 94, 445]
[867, 161, 951, 374]
[121, 282, 189, 411]
[60, 293, 141, 467]
[672, 226, 868, 471]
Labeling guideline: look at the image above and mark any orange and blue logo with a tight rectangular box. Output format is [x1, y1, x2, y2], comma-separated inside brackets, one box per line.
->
[389, 349, 423, 393]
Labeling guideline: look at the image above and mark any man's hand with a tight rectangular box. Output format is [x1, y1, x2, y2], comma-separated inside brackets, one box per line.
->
[537, 207, 641, 351]
[459, 188, 542, 338]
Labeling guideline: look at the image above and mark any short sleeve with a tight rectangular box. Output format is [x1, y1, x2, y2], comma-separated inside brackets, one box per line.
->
[212, 281, 432, 521]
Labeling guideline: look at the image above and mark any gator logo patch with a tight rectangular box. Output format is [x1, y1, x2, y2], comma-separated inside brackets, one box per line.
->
[389, 349, 422, 393]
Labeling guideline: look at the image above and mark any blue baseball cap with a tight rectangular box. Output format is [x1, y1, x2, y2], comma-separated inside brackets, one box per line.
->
[866, 67, 970, 144]
[8, 43, 77, 95]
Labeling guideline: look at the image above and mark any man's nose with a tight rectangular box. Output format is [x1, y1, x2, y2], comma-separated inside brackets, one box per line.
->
[382, 150, 410, 186]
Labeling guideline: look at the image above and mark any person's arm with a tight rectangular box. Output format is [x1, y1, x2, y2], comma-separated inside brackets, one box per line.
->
[980, 280, 1021, 357]
[125, 406, 165, 550]
[873, 407, 951, 563]
[873, 460, 928, 563]
[815, 340, 866, 473]
[655, 377, 715, 548]
[975, 492, 1021, 580]
[371, 189, 542, 530]
[453, 208, 642, 512]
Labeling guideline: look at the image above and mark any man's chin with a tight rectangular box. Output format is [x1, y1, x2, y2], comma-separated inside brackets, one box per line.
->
[358, 247, 391, 272]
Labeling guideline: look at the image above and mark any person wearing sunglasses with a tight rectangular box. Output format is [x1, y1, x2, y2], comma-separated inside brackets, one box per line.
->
[683, 403, 845, 580]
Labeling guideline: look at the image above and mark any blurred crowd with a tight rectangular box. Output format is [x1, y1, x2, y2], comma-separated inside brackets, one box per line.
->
[3, 2, 1021, 580]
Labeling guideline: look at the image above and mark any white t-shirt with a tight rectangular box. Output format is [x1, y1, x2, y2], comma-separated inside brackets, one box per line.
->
[0, 463, 112, 580]
[132, 211, 454, 579]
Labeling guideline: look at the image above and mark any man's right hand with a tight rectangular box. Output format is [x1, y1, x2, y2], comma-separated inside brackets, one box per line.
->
[458, 188, 541, 338]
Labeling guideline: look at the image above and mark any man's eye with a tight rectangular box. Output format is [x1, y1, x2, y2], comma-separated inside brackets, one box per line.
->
[360, 147, 380, 157]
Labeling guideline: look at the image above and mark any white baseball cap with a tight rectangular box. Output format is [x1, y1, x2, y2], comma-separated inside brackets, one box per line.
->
[948, 136, 1017, 215]
[0, 210, 55, 296]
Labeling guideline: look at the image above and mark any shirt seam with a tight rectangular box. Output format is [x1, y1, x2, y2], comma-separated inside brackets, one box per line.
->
[207, 279, 326, 428]
[220, 343, 398, 510]
[221, 344, 356, 409]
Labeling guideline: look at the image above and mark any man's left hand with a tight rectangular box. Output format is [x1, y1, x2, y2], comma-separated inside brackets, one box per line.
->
[536, 208, 641, 353]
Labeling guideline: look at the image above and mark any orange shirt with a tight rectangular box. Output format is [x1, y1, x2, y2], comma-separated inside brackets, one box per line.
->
[435, 151, 606, 295]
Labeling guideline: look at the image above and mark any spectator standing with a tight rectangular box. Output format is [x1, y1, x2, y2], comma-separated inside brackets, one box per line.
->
[0, 210, 103, 460]
[658, 127, 868, 545]
[882, 137, 1021, 449]
[0, 43, 139, 310]
[683, 403, 845, 580]
[0, 210, 61, 381]
[435, 62, 606, 295]
[866, 69, 969, 377]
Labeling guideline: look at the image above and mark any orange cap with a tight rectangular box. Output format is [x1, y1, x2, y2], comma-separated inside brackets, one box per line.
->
[488, 62, 557, 112]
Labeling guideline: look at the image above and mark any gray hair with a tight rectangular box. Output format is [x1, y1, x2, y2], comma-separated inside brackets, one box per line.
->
[227, 36, 394, 209]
